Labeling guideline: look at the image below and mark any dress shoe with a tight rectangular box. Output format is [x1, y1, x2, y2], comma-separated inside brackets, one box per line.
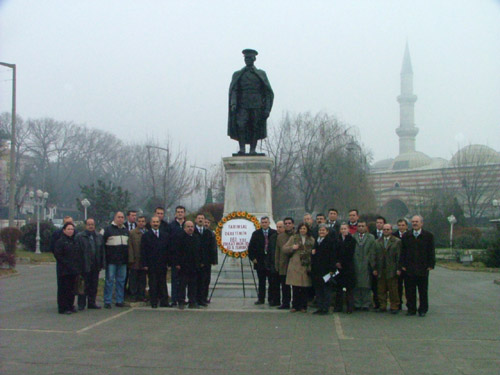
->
[418, 312, 426, 317]
[188, 303, 200, 309]
[346, 310, 353, 314]
[290, 308, 298, 313]
[171, 302, 178, 307]
[318, 310, 328, 315]
[313, 309, 324, 315]
[390, 309, 399, 315]
[70, 307, 78, 313]
[198, 301, 208, 307]
[115, 302, 125, 308]
[254, 300, 265, 305]
[300, 309, 307, 313]
[278, 305, 290, 310]
[78, 305, 85, 311]
[64, 310, 72, 315]
[269, 302, 280, 307]
[88, 304, 102, 309]
[376, 308, 387, 313]
[406, 310, 416, 316]
[178, 303, 185, 310]
[151, 304, 158, 309]
[104, 303, 112, 309]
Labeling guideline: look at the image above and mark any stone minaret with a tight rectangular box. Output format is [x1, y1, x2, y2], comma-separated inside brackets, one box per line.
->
[396, 42, 418, 155]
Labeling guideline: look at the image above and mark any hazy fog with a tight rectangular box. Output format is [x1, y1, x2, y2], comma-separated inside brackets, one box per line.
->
[1, 0, 499, 167]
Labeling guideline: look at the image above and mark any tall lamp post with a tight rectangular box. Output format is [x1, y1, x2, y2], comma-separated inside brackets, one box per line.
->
[81, 198, 91, 220]
[30, 189, 49, 254]
[0, 62, 16, 227]
[447, 214, 457, 259]
[191, 165, 208, 204]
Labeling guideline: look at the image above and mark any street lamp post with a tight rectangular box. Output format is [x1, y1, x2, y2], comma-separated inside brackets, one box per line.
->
[0, 62, 16, 227]
[447, 214, 457, 260]
[81, 198, 91, 220]
[30, 189, 49, 254]
[191, 165, 208, 204]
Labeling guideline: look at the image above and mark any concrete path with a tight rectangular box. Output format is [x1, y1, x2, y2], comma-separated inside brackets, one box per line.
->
[1, 264, 499, 375]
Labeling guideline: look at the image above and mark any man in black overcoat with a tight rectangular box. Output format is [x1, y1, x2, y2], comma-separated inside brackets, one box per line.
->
[248, 216, 278, 305]
[400, 215, 435, 317]
[141, 216, 170, 308]
[173, 221, 202, 309]
[194, 213, 218, 306]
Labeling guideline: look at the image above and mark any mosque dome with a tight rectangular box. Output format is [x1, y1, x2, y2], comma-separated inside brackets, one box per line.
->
[450, 145, 500, 166]
[371, 158, 394, 171]
[391, 151, 432, 170]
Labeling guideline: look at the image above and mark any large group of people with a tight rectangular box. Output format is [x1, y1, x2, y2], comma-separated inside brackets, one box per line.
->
[51, 206, 435, 318]
[249, 209, 436, 316]
[51, 206, 217, 314]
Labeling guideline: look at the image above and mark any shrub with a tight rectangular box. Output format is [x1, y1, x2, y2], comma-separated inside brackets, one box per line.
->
[20, 221, 57, 252]
[199, 203, 224, 223]
[454, 226, 485, 249]
[480, 235, 500, 268]
[0, 227, 22, 254]
[0, 252, 16, 268]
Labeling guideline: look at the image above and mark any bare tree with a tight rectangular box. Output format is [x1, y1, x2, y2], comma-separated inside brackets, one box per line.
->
[447, 145, 500, 222]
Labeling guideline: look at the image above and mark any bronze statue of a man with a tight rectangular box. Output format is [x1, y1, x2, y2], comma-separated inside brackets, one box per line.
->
[228, 49, 274, 155]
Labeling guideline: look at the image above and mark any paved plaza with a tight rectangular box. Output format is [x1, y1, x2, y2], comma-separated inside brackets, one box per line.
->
[1, 264, 499, 375]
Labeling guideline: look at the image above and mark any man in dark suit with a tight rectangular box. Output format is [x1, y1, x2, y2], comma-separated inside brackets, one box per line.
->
[400, 215, 435, 317]
[326, 208, 340, 236]
[173, 221, 202, 309]
[141, 216, 170, 308]
[393, 218, 410, 310]
[248, 216, 278, 305]
[194, 213, 217, 306]
[167, 205, 186, 305]
[124, 210, 137, 232]
[370, 216, 386, 309]
[146, 207, 169, 233]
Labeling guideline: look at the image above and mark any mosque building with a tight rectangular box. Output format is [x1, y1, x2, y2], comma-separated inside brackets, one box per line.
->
[368, 44, 500, 223]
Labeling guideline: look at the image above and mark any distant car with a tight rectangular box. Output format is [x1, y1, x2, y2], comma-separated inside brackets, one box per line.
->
[52, 219, 63, 229]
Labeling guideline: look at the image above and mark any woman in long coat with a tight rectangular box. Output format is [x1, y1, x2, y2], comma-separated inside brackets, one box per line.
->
[311, 224, 336, 315]
[283, 223, 314, 312]
[335, 223, 356, 314]
[54, 222, 81, 314]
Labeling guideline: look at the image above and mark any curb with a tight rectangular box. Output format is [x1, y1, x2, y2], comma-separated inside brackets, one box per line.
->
[0, 270, 19, 279]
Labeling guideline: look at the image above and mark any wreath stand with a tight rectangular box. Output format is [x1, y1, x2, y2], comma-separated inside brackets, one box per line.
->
[209, 253, 258, 301]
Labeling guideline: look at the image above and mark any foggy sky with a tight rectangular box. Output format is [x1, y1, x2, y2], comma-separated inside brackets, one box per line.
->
[1, 0, 499, 168]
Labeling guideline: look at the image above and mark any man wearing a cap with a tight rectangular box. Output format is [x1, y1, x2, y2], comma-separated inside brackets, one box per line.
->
[228, 49, 274, 155]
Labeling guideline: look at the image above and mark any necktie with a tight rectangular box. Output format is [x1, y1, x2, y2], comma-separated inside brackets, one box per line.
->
[155, 230, 159, 238]
[378, 231, 382, 238]
[384, 237, 388, 248]
[414, 230, 419, 238]
[264, 230, 268, 253]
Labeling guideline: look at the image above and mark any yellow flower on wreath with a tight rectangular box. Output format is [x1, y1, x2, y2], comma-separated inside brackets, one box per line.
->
[234, 252, 240, 258]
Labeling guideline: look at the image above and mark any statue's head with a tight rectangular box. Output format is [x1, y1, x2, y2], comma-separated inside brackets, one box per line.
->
[242, 49, 258, 67]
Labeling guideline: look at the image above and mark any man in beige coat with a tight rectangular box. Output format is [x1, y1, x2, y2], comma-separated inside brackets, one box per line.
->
[274, 217, 295, 309]
[373, 224, 401, 314]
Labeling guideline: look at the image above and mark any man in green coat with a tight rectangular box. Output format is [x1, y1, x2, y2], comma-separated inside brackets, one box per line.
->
[372, 224, 401, 314]
[352, 220, 376, 311]
[228, 49, 274, 155]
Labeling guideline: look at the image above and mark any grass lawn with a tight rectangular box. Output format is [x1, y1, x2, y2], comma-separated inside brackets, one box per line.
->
[437, 260, 499, 273]
[15, 249, 55, 263]
[0, 268, 18, 278]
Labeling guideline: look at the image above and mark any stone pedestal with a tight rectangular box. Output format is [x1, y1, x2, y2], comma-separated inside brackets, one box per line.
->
[222, 156, 274, 224]
[210, 156, 274, 299]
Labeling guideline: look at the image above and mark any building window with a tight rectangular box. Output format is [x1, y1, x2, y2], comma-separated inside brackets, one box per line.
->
[394, 182, 401, 188]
